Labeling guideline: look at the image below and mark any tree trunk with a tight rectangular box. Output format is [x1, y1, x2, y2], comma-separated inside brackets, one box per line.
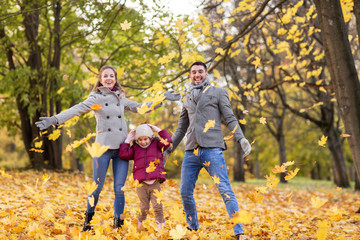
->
[311, 162, 321, 180]
[278, 132, 287, 183]
[354, 0, 360, 44]
[355, 171, 360, 191]
[326, 124, 350, 187]
[313, 0, 360, 186]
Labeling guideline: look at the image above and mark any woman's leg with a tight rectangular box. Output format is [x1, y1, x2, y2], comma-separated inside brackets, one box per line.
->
[112, 152, 129, 218]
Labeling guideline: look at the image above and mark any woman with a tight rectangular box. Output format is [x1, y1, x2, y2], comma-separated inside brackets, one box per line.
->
[35, 65, 180, 231]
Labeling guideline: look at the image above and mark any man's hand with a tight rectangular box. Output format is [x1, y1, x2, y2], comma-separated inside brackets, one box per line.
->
[240, 138, 251, 157]
[164, 91, 181, 101]
[125, 130, 136, 143]
[35, 116, 57, 130]
[163, 148, 171, 167]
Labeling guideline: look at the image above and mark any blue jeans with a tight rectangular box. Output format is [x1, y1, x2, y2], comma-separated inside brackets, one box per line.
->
[86, 149, 129, 218]
[180, 148, 244, 235]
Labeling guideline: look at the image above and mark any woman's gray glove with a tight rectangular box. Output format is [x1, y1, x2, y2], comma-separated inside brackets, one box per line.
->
[35, 116, 58, 130]
[240, 138, 251, 157]
[164, 91, 181, 101]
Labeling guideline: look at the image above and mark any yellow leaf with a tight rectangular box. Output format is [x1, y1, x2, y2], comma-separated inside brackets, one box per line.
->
[247, 190, 263, 203]
[239, 119, 247, 125]
[146, 161, 157, 173]
[251, 56, 261, 69]
[316, 220, 330, 240]
[212, 174, 220, 184]
[285, 168, 300, 181]
[340, 133, 351, 138]
[42, 173, 50, 185]
[318, 135, 328, 147]
[173, 160, 179, 166]
[266, 178, 280, 189]
[137, 103, 152, 115]
[265, 173, 276, 181]
[0, 169, 12, 178]
[215, 48, 225, 55]
[203, 161, 210, 167]
[153, 189, 164, 204]
[231, 210, 254, 225]
[88, 195, 95, 207]
[85, 181, 98, 195]
[283, 161, 295, 167]
[259, 117, 267, 124]
[91, 104, 103, 110]
[311, 196, 328, 208]
[85, 142, 109, 158]
[29, 148, 44, 153]
[48, 129, 61, 141]
[193, 148, 199, 156]
[203, 85, 211, 93]
[159, 137, 169, 146]
[121, 20, 132, 30]
[34, 141, 42, 148]
[57, 87, 65, 94]
[169, 224, 187, 239]
[271, 165, 287, 173]
[203, 120, 216, 133]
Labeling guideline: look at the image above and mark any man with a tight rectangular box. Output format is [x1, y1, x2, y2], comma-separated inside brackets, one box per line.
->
[166, 61, 251, 238]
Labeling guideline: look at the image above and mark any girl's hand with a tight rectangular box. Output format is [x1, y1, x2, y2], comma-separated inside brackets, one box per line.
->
[147, 124, 161, 133]
[125, 130, 136, 143]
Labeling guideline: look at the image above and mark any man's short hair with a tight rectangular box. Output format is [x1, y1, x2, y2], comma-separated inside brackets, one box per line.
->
[190, 62, 207, 72]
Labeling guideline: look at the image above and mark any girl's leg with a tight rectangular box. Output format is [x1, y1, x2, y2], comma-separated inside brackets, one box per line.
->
[136, 184, 150, 223]
[149, 181, 165, 224]
[112, 153, 129, 218]
[87, 151, 112, 214]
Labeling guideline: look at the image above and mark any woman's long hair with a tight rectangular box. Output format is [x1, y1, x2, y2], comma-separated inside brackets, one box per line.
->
[92, 65, 125, 95]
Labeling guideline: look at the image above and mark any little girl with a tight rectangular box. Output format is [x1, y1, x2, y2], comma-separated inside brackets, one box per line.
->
[119, 123, 172, 231]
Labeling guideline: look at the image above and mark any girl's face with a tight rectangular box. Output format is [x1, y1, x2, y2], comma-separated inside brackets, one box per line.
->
[136, 136, 151, 147]
[100, 68, 116, 89]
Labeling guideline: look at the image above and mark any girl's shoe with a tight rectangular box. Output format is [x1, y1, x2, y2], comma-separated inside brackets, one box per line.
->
[156, 221, 165, 231]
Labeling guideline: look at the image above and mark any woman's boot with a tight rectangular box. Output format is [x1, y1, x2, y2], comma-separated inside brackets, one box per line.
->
[82, 212, 94, 232]
[114, 218, 124, 229]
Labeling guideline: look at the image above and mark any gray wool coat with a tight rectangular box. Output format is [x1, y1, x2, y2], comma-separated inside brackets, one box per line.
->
[170, 84, 245, 152]
[54, 86, 156, 149]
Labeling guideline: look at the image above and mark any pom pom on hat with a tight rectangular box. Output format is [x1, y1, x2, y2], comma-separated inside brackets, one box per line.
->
[135, 124, 154, 140]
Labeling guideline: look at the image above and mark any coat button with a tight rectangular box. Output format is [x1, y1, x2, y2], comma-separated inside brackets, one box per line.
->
[105, 103, 108, 106]
[108, 128, 111, 131]
[119, 128, 122, 131]
[118, 115, 121, 118]
[106, 116, 109, 119]
[117, 103, 120, 106]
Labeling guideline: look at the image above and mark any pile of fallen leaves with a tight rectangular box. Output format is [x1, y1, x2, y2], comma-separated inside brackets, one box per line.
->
[0, 169, 359, 239]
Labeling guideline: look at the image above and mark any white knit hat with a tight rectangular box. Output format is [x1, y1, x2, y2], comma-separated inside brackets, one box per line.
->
[135, 124, 154, 140]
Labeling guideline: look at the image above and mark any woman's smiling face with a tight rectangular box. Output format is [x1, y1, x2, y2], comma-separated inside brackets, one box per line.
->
[100, 68, 116, 89]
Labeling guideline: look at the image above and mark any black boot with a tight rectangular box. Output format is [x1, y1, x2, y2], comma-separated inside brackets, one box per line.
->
[114, 218, 124, 229]
[82, 212, 94, 232]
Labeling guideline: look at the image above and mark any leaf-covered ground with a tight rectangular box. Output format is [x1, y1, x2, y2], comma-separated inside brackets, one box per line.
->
[0, 170, 359, 239]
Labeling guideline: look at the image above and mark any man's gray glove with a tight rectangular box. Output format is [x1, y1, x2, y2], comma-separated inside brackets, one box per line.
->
[240, 138, 251, 157]
[164, 91, 181, 101]
[35, 116, 58, 130]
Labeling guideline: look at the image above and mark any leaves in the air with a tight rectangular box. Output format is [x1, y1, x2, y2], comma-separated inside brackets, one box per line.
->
[203, 120, 215, 133]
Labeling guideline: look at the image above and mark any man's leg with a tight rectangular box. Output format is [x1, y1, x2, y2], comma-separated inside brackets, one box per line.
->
[202, 148, 244, 235]
[180, 150, 202, 230]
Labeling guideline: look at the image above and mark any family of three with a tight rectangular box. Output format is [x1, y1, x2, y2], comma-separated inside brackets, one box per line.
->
[35, 62, 251, 239]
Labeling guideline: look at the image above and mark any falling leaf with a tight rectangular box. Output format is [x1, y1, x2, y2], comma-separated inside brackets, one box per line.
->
[247, 190, 263, 203]
[121, 20, 132, 30]
[239, 119, 247, 125]
[146, 162, 157, 173]
[34, 141, 42, 149]
[212, 174, 220, 184]
[42, 173, 50, 185]
[88, 195, 95, 207]
[193, 148, 199, 156]
[231, 125, 238, 133]
[137, 104, 152, 114]
[91, 104, 103, 110]
[271, 165, 287, 173]
[0, 170, 12, 178]
[310, 196, 328, 208]
[340, 133, 351, 138]
[259, 117, 267, 125]
[283, 161, 295, 167]
[66, 132, 97, 152]
[173, 160, 179, 166]
[231, 210, 254, 225]
[266, 178, 280, 189]
[224, 194, 230, 199]
[203, 120, 215, 133]
[203, 161, 210, 167]
[154, 158, 161, 165]
[48, 129, 61, 141]
[285, 168, 300, 181]
[169, 224, 187, 239]
[85, 142, 109, 158]
[153, 189, 164, 204]
[203, 85, 211, 93]
[85, 181, 98, 195]
[29, 148, 44, 153]
[318, 135, 328, 147]
[159, 137, 169, 146]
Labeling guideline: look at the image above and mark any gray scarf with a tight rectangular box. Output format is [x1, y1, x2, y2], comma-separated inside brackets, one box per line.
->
[189, 78, 211, 103]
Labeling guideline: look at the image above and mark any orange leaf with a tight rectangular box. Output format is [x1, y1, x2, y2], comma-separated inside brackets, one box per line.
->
[91, 104, 103, 110]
